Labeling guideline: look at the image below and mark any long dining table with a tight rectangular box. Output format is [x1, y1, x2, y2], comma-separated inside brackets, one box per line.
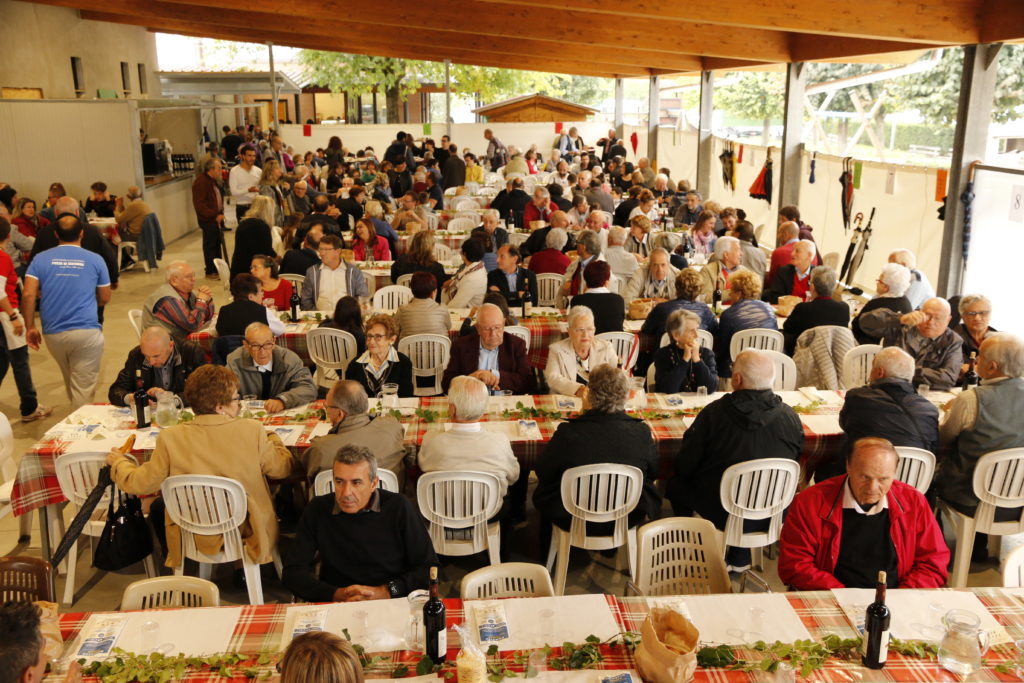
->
[12, 388, 864, 561]
[50, 588, 1024, 682]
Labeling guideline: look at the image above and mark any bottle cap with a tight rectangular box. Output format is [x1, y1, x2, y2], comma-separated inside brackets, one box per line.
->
[877, 570, 886, 584]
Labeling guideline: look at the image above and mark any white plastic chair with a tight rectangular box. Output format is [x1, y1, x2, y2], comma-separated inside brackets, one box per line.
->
[461, 562, 554, 599]
[822, 252, 840, 272]
[729, 328, 784, 361]
[396, 273, 414, 288]
[306, 328, 358, 387]
[1002, 544, 1024, 588]
[433, 243, 456, 265]
[504, 325, 531, 352]
[842, 344, 882, 389]
[453, 200, 480, 213]
[546, 464, 643, 595]
[719, 458, 800, 571]
[373, 284, 413, 311]
[128, 309, 144, 339]
[416, 471, 502, 566]
[894, 446, 936, 495]
[536, 274, 562, 307]
[631, 517, 731, 596]
[507, 232, 529, 248]
[313, 467, 400, 497]
[761, 350, 798, 390]
[659, 330, 713, 349]
[447, 217, 477, 232]
[55, 451, 154, 604]
[121, 576, 220, 610]
[597, 331, 638, 372]
[939, 448, 1024, 587]
[213, 258, 232, 293]
[398, 334, 452, 397]
[455, 211, 482, 224]
[0, 414, 33, 543]
[161, 474, 281, 605]
[279, 273, 305, 289]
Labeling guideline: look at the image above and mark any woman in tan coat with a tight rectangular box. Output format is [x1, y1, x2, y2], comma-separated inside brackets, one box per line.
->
[106, 365, 294, 568]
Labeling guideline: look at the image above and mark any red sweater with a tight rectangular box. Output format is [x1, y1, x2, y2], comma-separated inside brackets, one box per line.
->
[352, 235, 391, 262]
[778, 475, 949, 590]
[528, 248, 570, 276]
[0, 250, 18, 307]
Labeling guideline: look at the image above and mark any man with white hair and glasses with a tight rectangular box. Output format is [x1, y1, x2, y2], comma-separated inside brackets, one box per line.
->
[953, 294, 997, 362]
[669, 349, 803, 571]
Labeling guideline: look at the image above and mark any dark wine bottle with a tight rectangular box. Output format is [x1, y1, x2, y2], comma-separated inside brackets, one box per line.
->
[133, 369, 150, 428]
[862, 570, 891, 669]
[712, 284, 722, 314]
[964, 351, 980, 389]
[423, 566, 446, 663]
[290, 287, 301, 322]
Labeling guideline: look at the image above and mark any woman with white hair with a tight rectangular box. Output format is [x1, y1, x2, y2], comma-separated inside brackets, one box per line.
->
[852, 262, 914, 343]
[653, 309, 718, 393]
[544, 306, 619, 397]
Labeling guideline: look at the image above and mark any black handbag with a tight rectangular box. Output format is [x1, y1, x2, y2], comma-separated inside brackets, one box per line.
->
[93, 486, 153, 571]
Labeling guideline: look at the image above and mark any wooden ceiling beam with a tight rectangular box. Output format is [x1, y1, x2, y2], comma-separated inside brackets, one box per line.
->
[464, 0, 983, 44]
[76, 12, 645, 78]
[60, 0, 704, 72]
[980, 0, 1024, 44]
[119, 0, 796, 61]
[789, 35, 951, 62]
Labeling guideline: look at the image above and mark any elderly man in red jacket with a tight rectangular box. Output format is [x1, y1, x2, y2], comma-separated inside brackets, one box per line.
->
[779, 437, 948, 590]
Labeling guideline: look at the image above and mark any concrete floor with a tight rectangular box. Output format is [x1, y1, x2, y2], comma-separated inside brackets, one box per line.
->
[0, 226, 1010, 612]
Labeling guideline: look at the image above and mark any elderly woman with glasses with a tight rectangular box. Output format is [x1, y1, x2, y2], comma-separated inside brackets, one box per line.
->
[106, 364, 294, 571]
[544, 306, 619, 398]
[852, 262, 913, 344]
[653, 309, 718, 394]
[345, 314, 414, 398]
[955, 293, 997, 365]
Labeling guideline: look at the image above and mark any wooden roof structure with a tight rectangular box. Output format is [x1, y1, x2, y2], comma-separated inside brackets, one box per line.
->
[22, 0, 1024, 77]
[473, 94, 598, 122]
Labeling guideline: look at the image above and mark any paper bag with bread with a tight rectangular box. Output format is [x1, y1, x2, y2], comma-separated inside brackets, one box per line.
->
[634, 607, 700, 683]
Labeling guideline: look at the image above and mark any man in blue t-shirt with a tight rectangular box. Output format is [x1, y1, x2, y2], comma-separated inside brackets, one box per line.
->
[23, 214, 111, 409]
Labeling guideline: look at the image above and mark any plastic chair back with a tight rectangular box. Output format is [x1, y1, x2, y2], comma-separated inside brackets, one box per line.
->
[396, 273, 414, 288]
[313, 468, 399, 497]
[213, 258, 231, 293]
[433, 243, 456, 265]
[842, 344, 882, 389]
[894, 446, 936, 495]
[634, 517, 731, 596]
[536, 274, 562, 307]
[417, 470, 502, 558]
[306, 328, 358, 384]
[719, 458, 800, 550]
[597, 331, 638, 372]
[398, 334, 452, 396]
[461, 562, 554, 599]
[55, 452, 124, 509]
[448, 217, 477, 231]
[455, 211, 481, 223]
[560, 464, 643, 551]
[729, 328, 783, 361]
[1002, 544, 1024, 588]
[0, 556, 54, 602]
[505, 325, 531, 352]
[160, 475, 248, 565]
[762, 350, 798, 390]
[280, 273, 305, 288]
[507, 232, 529, 248]
[121, 576, 220, 610]
[373, 285, 413, 311]
[971, 447, 1024, 533]
[128, 309, 144, 339]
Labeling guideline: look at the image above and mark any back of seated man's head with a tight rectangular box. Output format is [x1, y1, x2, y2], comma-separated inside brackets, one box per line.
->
[870, 347, 916, 382]
[328, 379, 369, 419]
[0, 601, 45, 683]
[312, 195, 330, 213]
[55, 215, 83, 243]
[448, 375, 489, 423]
[731, 350, 775, 391]
[511, 178, 524, 190]
[980, 332, 1024, 379]
[778, 221, 800, 242]
[303, 223, 324, 248]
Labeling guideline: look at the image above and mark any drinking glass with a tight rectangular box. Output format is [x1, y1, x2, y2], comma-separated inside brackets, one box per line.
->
[141, 620, 160, 654]
[407, 590, 429, 652]
[696, 386, 708, 398]
[917, 383, 931, 396]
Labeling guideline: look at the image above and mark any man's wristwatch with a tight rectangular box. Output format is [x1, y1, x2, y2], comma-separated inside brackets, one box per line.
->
[386, 580, 401, 598]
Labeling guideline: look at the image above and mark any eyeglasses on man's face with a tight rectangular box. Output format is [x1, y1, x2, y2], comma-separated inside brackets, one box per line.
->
[963, 310, 991, 318]
[245, 341, 277, 352]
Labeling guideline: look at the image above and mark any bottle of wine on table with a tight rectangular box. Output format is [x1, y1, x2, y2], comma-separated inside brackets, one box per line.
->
[964, 351, 980, 389]
[133, 369, 150, 428]
[862, 570, 891, 669]
[423, 566, 447, 663]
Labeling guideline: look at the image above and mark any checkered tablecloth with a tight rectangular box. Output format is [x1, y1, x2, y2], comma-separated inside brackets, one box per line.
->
[52, 590, 1024, 682]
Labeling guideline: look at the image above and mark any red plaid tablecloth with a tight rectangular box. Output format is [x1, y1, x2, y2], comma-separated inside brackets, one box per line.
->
[52, 590, 1024, 682]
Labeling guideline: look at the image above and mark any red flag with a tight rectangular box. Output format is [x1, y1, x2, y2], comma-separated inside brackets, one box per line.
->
[302, 124, 312, 137]
[554, 122, 563, 133]
[630, 132, 638, 155]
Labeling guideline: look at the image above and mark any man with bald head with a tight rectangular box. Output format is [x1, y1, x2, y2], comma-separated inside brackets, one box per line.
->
[22, 214, 111, 409]
[226, 322, 316, 414]
[766, 221, 802, 287]
[669, 349, 803, 570]
[765, 239, 816, 303]
[108, 326, 206, 406]
[859, 296, 963, 390]
[442, 303, 534, 394]
[779, 437, 949, 589]
[141, 261, 215, 345]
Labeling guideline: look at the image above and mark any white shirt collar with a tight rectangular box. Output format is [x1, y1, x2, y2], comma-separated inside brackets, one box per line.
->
[842, 478, 887, 515]
[587, 286, 610, 293]
[321, 261, 345, 273]
[255, 359, 273, 373]
[450, 422, 481, 432]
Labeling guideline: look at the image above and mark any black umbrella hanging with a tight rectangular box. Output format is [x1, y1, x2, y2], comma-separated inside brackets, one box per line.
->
[847, 207, 876, 286]
[839, 157, 855, 232]
[718, 142, 735, 191]
[960, 162, 978, 263]
[839, 212, 863, 283]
